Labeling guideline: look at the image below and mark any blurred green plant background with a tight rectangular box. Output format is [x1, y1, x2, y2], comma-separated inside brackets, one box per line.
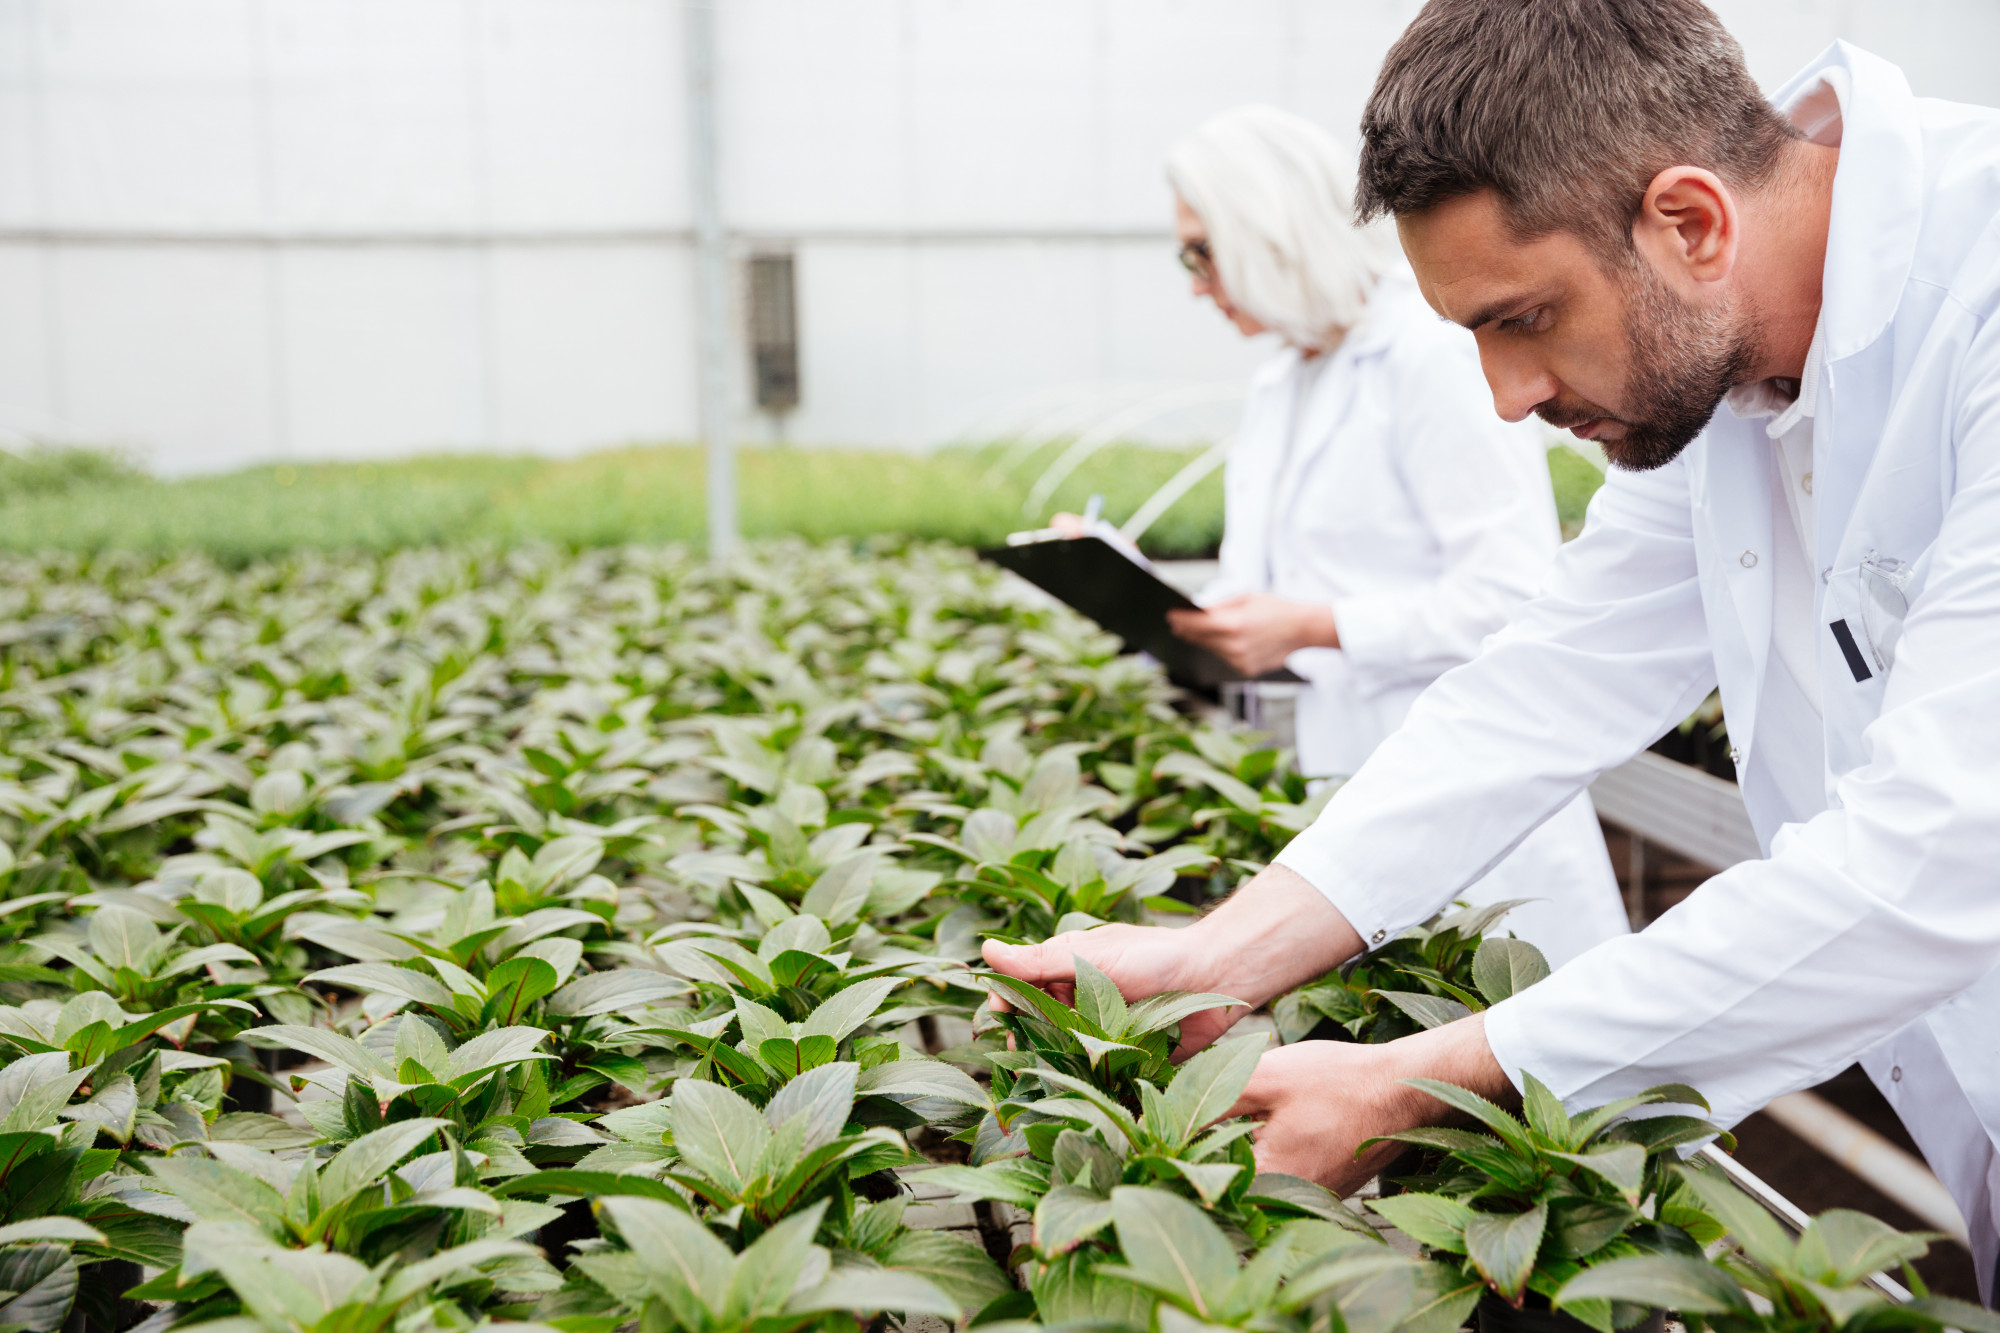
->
[0, 440, 1604, 560]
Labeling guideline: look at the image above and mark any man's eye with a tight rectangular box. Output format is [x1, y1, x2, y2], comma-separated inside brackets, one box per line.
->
[1501, 308, 1549, 334]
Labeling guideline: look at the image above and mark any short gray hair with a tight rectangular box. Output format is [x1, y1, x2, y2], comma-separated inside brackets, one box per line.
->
[1166, 105, 1399, 348]
[1356, 0, 1799, 257]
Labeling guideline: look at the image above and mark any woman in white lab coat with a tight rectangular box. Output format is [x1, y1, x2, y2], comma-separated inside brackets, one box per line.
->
[1161, 106, 1627, 965]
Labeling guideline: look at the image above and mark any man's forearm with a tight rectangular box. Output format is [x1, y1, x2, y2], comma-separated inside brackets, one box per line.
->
[1190, 863, 1365, 1009]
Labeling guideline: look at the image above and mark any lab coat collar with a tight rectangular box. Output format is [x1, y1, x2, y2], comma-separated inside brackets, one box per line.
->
[1341, 269, 1420, 360]
[1769, 42, 1923, 364]
[1254, 269, 1415, 381]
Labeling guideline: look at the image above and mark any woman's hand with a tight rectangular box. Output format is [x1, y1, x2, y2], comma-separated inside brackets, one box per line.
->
[1167, 592, 1338, 676]
[1228, 1013, 1515, 1194]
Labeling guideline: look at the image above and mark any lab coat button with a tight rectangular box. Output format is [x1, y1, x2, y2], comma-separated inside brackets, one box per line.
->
[1370, 929, 1386, 945]
[1728, 745, 1743, 765]
[1802, 472, 1814, 495]
[1739, 550, 1758, 568]
[1892, 1065, 1903, 1083]
[1821, 567, 1832, 584]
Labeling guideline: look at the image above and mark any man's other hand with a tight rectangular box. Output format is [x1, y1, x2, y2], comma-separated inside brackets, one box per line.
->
[1228, 1013, 1516, 1194]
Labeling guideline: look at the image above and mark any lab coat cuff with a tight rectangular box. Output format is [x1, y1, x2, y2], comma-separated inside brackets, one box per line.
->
[1477, 996, 1539, 1100]
[1328, 594, 1406, 670]
[1270, 838, 1395, 951]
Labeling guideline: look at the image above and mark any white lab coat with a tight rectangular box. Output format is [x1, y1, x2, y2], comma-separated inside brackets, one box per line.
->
[1211, 273, 1627, 968]
[1272, 43, 2000, 1296]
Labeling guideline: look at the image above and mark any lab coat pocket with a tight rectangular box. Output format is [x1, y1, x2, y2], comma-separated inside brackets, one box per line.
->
[1859, 550, 1915, 674]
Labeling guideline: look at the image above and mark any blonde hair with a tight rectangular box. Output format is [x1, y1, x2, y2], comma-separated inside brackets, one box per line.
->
[1166, 105, 1400, 348]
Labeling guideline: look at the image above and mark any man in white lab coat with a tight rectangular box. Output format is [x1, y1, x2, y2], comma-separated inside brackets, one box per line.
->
[986, 0, 2000, 1296]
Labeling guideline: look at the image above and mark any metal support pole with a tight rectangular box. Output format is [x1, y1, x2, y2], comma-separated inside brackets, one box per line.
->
[684, 0, 735, 561]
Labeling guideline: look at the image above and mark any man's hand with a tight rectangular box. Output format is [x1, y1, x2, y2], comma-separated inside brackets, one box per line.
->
[1228, 1013, 1515, 1194]
[1167, 593, 1338, 677]
[981, 864, 1364, 1058]
[983, 923, 1249, 1058]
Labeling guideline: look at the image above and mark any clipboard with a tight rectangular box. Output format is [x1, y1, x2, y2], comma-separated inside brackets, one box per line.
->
[980, 533, 1305, 691]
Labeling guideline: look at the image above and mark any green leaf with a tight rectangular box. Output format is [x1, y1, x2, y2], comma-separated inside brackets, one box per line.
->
[1165, 1159, 1242, 1204]
[1123, 990, 1242, 1037]
[1365, 1125, 1495, 1155]
[1393, 1260, 1485, 1333]
[479, 957, 560, 1027]
[1464, 1204, 1546, 1301]
[317, 1117, 450, 1206]
[1034, 1184, 1116, 1256]
[239, 1025, 393, 1082]
[881, 1228, 1011, 1316]
[599, 1195, 732, 1324]
[144, 1156, 288, 1233]
[491, 1170, 688, 1203]
[1245, 1174, 1373, 1229]
[303, 963, 455, 1010]
[1366, 1193, 1477, 1253]
[1161, 1035, 1265, 1150]
[1677, 1167, 1799, 1271]
[1794, 1208, 1931, 1286]
[1553, 1254, 1751, 1314]
[1521, 1071, 1572, 1147]
[856, 1057, 989, 1108]
[1471, 937, 1550, 1005]
[670, 1076, 772, 1194]
[446, 1025, 553, 1084]
[1107, 1185, 1237, 1317]
[86, 906, 159, 972]
[1401, 1078, 1536, 1156]
[1030, 1249, 1158, 1327]
[0, 1243, 80, 1333]
[1071, 956, 1130, 1039]
[0, 1052, 91, 1133]
[207, 1112, 321, 1151]
[1052, 1129, 1123, 1193]
[544, 968, 686, 1017]
[913, 1162, 1049, 1211]
[1904, 1296, 2000, 1333]
[1374, 991, 1472, 1030]
[789, 1269, 960, 1321]
[758, 1035, 836, 1079]
[378, 1237, 541, 1304]
[797, 976, 902, 1043]
[724, 1202, 828, 1320]
[1550, 1143, 1647, 1205]
[763, 1060, 858, 1152]
[980, 972, 1104, 1040]
[0, 1218, 102, 1246]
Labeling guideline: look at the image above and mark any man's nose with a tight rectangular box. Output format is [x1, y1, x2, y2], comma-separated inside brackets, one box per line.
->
[1479, 342, 1558, 424]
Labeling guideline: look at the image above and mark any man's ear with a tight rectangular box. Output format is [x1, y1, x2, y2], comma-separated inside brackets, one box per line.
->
[1634, 166, 1738, 285]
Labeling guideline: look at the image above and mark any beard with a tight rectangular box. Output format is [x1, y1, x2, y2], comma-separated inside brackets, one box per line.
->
[1536, 260, 1761, 472]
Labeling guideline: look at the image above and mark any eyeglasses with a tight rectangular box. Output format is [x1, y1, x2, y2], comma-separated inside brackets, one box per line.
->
[1177, 239, 1213, 281]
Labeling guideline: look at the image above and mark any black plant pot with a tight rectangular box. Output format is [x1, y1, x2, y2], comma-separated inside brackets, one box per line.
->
[1477, 1290, 1664, 1333]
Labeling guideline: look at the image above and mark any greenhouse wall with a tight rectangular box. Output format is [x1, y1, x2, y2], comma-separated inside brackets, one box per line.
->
[1, 0, 1996, 474]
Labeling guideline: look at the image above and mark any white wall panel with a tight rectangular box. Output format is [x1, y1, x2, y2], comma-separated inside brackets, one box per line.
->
[488, 243, 696, 451]
[47, 244, 274, 470]
[0, 246, 57, 433]
[261, 2, 485, 232]
[480, 1, 687, 230]
[23, 1, 265, 229]
[0, 0, 1995, 472]
[275, 247, 488, 459]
